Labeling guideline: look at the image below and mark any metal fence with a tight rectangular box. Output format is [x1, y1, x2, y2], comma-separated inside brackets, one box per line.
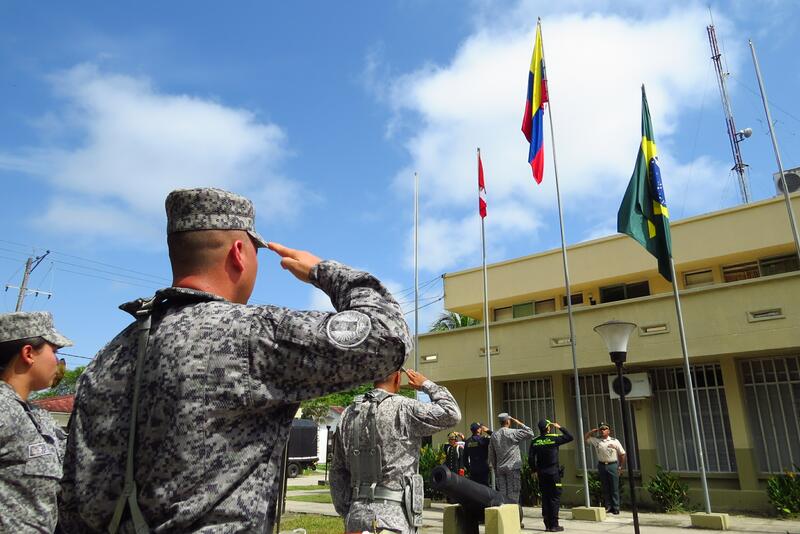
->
[650, 364, 736, 472]
[740, 355, 800, 473]
[501, 378, 555, 454]
[571, 373, 640, 471]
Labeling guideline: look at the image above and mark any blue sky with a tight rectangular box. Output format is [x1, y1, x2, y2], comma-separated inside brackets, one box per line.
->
[1, 1, 798, 370]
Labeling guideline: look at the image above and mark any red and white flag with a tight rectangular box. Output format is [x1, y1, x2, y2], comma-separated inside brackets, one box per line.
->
[478, 151, 487, 218]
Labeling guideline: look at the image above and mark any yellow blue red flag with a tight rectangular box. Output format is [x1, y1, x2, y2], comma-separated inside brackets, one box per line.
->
[618, 86, 673, 282]
[521, 22, 548, 184]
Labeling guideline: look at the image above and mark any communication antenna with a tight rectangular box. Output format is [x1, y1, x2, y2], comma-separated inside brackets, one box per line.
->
[707, 21, 752, 203]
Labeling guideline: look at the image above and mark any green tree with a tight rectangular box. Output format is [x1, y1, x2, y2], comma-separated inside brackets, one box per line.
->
[32, 366, 85, 399]
[429, 311, 479, 332]
[299, 382, 415, 421]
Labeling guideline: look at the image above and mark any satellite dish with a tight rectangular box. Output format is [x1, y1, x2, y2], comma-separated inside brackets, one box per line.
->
[740, 127, 752, 138]
[774, 169, 800, 195]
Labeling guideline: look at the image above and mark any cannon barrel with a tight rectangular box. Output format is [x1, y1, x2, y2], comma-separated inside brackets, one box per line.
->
[431, 465, 507, 513]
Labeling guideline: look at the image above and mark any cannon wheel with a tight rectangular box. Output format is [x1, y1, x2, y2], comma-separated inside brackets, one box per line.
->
[287, 462, 301, 478]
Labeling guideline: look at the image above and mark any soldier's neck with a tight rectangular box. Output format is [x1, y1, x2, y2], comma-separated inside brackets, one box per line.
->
[2, 375, 32, 401]
[172, 274, 241, 303]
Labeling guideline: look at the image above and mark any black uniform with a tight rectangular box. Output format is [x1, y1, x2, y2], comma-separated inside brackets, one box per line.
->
[442, 443, 464, 473]
[463, 433, 492, 486]
[528, 427, 573, 532]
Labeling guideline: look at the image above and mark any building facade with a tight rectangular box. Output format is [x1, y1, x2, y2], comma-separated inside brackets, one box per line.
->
[417, 194, 800, 513]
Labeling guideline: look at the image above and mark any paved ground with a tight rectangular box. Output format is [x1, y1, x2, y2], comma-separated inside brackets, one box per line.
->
[280, 475, 800, 533]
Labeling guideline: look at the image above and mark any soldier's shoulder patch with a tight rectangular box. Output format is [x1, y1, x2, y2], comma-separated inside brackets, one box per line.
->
[28, 442, 51, 459]
[326, 310, 371, 348]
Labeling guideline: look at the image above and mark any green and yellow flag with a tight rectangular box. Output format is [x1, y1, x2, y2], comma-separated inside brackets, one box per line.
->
[617, 86, 673, 282]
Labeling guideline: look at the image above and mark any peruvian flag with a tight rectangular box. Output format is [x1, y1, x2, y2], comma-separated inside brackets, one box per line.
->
[478, 151, 487, 218]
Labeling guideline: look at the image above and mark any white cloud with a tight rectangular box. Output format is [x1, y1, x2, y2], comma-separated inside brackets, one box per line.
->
[381, 4, 736, 273]
[0, 63, 302, 246]
[308, 287, 335, 312]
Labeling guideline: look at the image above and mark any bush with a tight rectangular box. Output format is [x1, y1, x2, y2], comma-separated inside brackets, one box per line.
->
[646, 466, 689, 512]
[520, 458, 541, 506]
[766, 466, 800, 518]
[578, 470, 626, 508]
[419, 445, 445, 500]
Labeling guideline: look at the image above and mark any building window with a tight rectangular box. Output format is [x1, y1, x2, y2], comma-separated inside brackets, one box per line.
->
[494, 306, 513, 322]
[650, 364, 736, 472]
[512, 302, 534, 318]
[571, 373, 640, 471]
[722, 262, 759, 282]
[502, 378, 554, 453]
[535, 299, 555, 314]
[740, 356, 800, 473]
[561, 293, 584, 308]
[599, 281, 650, 303]
[759, 254, 800, 277]
[684, 269, 713, 288]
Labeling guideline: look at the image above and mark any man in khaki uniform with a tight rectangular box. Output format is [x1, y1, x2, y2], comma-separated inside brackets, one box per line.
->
[584, 422, 626, 514]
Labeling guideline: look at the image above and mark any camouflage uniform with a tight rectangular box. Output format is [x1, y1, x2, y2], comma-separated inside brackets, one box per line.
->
[0, 312, 72, 533]
[59, 188, 412, 533]
[330, 380, 461, 533]
[488, 421, 535, 503]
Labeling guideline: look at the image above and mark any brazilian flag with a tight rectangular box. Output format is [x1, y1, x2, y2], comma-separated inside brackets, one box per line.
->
[617, 86, 673, 282]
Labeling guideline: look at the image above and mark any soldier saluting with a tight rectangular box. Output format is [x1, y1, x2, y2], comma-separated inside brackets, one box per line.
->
[330, 368, 461, 533]
[59, 187, 412, 533]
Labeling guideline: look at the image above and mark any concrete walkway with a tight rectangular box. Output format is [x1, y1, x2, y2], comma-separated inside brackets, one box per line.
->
[282, 486, 800, 534]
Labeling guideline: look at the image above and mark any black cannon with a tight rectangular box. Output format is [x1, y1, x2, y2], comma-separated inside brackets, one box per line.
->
[431, 465, 509, 529]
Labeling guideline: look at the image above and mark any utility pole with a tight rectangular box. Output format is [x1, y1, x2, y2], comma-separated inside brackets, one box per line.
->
[707, 22, 752, 204]
[5, 251, 52, 311]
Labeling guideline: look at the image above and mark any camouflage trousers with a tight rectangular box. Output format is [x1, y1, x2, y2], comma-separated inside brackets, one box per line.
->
[495, 470, 521, 503]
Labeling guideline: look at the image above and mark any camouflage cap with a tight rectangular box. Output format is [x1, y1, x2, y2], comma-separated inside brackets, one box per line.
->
[165, 187, 268, 248]
[0, 312, 73, 348]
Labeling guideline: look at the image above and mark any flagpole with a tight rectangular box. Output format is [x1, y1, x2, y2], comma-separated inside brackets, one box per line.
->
[668, 257, 712, 514]
[539, 19, 590, 506]
[414, 172, 420, 371]
[749, 40, 800, 262]
[478, 148, 495, 431]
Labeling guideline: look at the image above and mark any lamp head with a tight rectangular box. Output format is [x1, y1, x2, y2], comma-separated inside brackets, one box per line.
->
[594, 320, 637, 363]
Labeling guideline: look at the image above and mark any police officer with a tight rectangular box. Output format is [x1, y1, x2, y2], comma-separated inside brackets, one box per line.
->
[463, 422, 492, 486]
[0, 312, 72, 533]
[59, 188, 412, 533]
[330, 367, 460, 533]
[528, 419, 573, 532]
[489, 413, 535, 506]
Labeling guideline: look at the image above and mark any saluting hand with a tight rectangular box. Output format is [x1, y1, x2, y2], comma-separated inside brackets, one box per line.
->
[267, 242, 321, 283]
[404, 368, 428, 390]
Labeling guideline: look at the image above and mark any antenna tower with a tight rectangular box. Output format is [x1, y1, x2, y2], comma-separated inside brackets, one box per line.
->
[707, 23, 751, 203]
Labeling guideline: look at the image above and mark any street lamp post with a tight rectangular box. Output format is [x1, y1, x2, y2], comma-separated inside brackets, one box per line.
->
[594, 320, 640, 534]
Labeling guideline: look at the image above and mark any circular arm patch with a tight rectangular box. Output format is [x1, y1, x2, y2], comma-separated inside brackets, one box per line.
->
[326, 310, 372, 348]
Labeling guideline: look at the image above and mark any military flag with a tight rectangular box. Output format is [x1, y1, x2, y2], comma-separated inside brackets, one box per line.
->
[618, 86, 673, 282]
[521, 22, 548, 184]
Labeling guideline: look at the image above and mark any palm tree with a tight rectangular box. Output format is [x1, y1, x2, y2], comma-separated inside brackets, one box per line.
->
[429, 311, 479, 332]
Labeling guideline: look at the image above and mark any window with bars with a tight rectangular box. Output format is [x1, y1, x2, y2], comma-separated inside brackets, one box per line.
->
[571, 373, 640, 471]
[650, 364, 736, 472]
[740, 356, 800, 473]
[502, 378, 555, 453]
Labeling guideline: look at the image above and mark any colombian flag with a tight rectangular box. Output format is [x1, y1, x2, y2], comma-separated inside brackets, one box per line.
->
[618, 86, 673, 282]
[521, 23, 548, 184]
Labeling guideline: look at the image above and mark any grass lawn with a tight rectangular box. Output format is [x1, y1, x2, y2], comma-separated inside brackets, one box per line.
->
[277, 513, 342, 534]
[286, 493, 333, 504]
[287, 484, 330, 491]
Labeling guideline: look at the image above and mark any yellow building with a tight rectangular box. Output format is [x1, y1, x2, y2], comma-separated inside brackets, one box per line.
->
[417, 193, 800, 513]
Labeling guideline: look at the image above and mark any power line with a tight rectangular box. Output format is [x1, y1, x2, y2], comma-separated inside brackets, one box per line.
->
[56, 267, 161, 291]
[0, 239, 170, 284]
[60, 351, 93, 361]
[403, 296, 444, 315]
